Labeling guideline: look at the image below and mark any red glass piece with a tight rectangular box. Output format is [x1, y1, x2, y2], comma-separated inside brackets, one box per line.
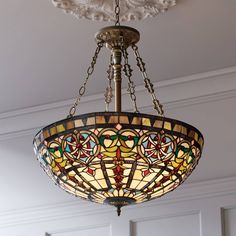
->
[74, 152, 78, 156]
[115, 175, 123, 183]
[128, 135, 133, 140]
[154, 182, 162, 188]
[146, 188, 152, 193]
[113, 166, 124, 175]
[116, 148, 121, 161]
[156, 144, 161, 150]
[77, 143, 83, 150]
[143, 169, 150, 176]
[162, 176, 171, 182]
[87, 167, 94, 176]
[116, 183, 122, 190]
[162, 137, 166, 143]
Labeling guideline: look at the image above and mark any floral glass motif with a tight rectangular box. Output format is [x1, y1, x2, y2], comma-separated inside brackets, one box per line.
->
[34, 112, 204, 211]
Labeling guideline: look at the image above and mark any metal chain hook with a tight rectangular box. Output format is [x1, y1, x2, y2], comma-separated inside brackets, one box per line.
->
[115, 0, 120, 26]
[117, 34, 139, 113]
[132, 44, 164, 116]
[104, 54, 114, 111]
[67, 41, 104, 118]
[121, 47, 139, 113]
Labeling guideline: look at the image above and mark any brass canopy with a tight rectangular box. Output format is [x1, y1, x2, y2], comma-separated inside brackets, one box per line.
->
[95, 26, 140, 49]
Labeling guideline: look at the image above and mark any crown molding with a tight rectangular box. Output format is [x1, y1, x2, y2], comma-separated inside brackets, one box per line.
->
[0, 66, 236, 139]
[0, 176, 235, 228]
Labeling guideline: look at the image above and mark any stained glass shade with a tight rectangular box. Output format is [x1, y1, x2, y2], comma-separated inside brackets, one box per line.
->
[33, 112, 204, 213]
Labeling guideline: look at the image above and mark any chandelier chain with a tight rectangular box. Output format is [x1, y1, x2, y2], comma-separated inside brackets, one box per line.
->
[115, 0, 120, 26]
[68, 41, 104, 117]
[132, 44, 164, 116]
[122, 48, 139, 113]
[105, 54, 114, 111]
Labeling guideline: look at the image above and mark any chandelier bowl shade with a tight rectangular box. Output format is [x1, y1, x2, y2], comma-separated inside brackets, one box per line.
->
[33, 112, 204, 210]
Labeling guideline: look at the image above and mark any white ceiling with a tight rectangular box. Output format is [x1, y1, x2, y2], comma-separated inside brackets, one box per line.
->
[0, 0, 236, 113]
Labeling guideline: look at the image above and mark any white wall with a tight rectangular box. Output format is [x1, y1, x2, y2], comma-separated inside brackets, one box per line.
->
[0, 179, 236, 236]
[0, 70, 236, 236]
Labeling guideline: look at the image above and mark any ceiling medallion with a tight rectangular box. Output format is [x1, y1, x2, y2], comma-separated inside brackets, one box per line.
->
[34, 1, 203, 216]
[52, 0, 177, 21]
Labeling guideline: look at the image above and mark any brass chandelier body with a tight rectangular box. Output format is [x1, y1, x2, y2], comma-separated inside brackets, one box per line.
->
[33, 1, 204, 216]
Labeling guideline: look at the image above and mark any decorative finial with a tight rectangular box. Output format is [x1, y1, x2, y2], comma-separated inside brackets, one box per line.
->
[117, 205, 121, 216]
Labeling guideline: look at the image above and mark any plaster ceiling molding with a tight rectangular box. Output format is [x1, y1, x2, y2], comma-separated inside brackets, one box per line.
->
[51, 0, 177, 21]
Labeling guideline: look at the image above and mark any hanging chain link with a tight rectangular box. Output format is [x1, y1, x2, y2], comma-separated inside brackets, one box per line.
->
[122, 48, 139, 113]
[115, 0, 120, 26]
[132, 44, 164, 116]
[104, 54, 113, 112]
[68, 41, 104, 118]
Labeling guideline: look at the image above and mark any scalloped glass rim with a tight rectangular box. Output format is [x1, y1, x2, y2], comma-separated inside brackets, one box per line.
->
[34, 112, 204, 141]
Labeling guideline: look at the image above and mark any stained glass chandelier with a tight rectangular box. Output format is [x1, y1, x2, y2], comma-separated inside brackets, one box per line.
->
[33, 0, 204, 216]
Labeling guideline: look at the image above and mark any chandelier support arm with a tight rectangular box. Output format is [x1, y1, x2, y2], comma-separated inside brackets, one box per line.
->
[112, 47, 122, 112]
[67, 42, 104, 117]
[132, 44, 164, 116]
[104, 54, 114, 112]
[122, 48, 139, 113]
